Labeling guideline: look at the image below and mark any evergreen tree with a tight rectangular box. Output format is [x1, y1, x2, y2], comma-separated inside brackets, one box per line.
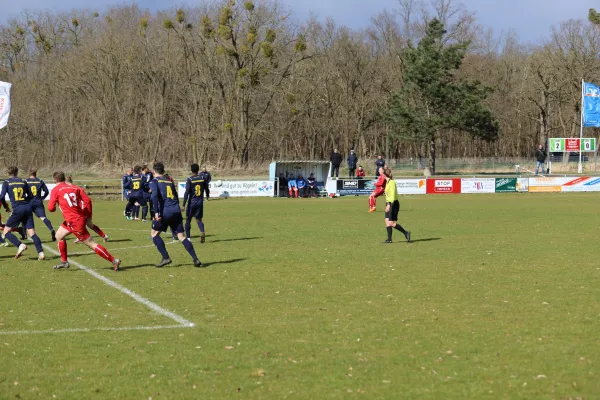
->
[383, 19, 499, 174]
[589, 8, 600, 25]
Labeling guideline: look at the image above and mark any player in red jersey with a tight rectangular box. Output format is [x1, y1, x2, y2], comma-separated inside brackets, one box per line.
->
[368, 166, 386, 212]
[65, 176, 110, 244]
[48, 171, 120, 271]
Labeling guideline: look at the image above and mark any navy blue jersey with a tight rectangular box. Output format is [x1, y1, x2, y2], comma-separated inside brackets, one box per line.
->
[125, 174, 147, 198]
[149, 176, 180, 216]
[183, 174, 206, 207]
[143, 172, 154, 192]
[122, 173, 132, 188]
[26, 178, 49, 202]
[199, 171, 211, 183]
[0, 177, 33, 209]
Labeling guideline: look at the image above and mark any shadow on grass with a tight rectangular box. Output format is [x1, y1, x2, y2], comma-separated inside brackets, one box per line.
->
[120, 263, 155, 271]
[201, 258, 246, 268]
[188, 234, 215, 239]
[210, 237, 262, 244]
[104, 239, 132, 243]
[408, 237, 441, 243]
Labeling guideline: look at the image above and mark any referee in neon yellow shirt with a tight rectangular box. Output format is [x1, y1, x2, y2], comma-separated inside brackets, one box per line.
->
[383, 168, 411, 243]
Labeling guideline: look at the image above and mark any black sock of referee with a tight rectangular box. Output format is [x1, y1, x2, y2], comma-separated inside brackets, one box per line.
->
[386, 226, 392, 241]
[393, 224, 407, 235]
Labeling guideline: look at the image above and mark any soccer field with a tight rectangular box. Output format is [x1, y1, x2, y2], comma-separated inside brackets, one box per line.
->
[1, 193, 599, 399]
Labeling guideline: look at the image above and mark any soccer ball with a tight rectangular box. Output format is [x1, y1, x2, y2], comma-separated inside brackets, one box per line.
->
[215, 180, 223, 187]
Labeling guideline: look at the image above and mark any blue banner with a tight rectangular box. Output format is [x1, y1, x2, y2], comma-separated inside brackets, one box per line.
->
[583, 82, 600, 127]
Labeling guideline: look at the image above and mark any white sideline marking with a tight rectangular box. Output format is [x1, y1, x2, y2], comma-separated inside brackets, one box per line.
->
[41, 244, 196, 328]
[0, 324, 191, 336]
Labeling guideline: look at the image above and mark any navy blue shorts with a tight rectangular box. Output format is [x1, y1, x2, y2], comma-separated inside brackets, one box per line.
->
[186, 202, 204, 220]
[128, 195, 147, 207]
[6, 206, 35, 229]
[152, 212, 184, 235]
[30, 201, 47, 219]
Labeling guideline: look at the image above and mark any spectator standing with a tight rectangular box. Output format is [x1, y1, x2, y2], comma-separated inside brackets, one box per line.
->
[278, 173, 288, 197]
[330, 149, 343, 178]
[306, 173, 318, 198]
[375, 155, 385, 177]
[356, 165, 366, 178]
[199, 166, 212, 199]
[347, 150, 358, 178]
[535, 144, 546, 175]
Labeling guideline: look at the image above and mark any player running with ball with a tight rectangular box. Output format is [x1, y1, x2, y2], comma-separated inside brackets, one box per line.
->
[48, 172, 120, 271]
[382, 168, 411, 244]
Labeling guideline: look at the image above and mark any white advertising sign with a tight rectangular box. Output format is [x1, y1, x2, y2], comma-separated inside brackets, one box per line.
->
[559, 177, 600, 192]
[0, 81, 11, 129]
[528, 177, 572, 193]
[460, 178, 496, 194]
[395, 179, 427, 195]
[178, 180, 274, 198]
[517, 178, 529, 192]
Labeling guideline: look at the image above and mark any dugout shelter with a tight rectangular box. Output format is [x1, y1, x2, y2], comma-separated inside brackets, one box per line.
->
[269, 160, 332, 196]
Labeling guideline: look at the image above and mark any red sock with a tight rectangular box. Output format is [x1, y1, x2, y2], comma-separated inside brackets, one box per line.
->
[94, 245, 114, 262]
[369, 197, 373, 208]
[92, 224, 106, 238]
[289, 189, 293, 197]
[58, 240, 68, 262]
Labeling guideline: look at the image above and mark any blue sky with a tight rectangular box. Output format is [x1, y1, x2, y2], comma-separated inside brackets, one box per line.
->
[1, 0, 595, 43]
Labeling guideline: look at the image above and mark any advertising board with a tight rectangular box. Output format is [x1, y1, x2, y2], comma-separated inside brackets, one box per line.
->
[461, 178, 495, 194]
[178, 180, 274, 198]
[395, 179, 427, 195]
[426, 178, 461, 194]
[560, 177, 600, 192]
[495, 178, 517, 193]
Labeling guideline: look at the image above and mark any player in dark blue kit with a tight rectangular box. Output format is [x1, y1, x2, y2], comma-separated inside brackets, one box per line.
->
[124, 166, 148, 221]
[27, 169, 56, 241]
[0, 166, 46, 260]
[183, 163, 207, 243]
[142, 164, 154, 221]
[149, 162, 201, 268]
[122, 167, 133, 219]
[199, 166, 212, 200]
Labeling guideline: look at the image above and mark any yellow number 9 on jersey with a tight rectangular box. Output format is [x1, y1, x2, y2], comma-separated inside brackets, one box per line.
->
[31, 186, 37, 196]
[194, 185, 201, 197]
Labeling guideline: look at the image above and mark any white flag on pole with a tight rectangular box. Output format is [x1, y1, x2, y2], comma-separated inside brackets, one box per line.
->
[0, 81, 12, 129]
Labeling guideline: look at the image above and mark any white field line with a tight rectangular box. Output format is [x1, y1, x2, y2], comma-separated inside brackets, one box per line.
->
[41, 244, 195, 328]
[0, 324, 191, 335]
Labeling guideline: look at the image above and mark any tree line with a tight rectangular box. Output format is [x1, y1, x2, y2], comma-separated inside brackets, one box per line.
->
[0, 0, 599, 170]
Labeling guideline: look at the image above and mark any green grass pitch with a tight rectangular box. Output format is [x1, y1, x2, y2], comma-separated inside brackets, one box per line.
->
[1, 193, 599, 399]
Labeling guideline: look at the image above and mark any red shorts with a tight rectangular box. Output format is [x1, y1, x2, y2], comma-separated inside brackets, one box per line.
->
[62, 218, 91, 241]
[371, 188, 385, 198]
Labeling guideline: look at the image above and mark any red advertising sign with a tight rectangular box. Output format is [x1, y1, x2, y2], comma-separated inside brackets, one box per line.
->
[426, 178, 462, 194]
[565, 138, 580, 152]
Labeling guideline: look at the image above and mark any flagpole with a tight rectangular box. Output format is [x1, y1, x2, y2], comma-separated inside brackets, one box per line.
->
[579, 79, 584, 174]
